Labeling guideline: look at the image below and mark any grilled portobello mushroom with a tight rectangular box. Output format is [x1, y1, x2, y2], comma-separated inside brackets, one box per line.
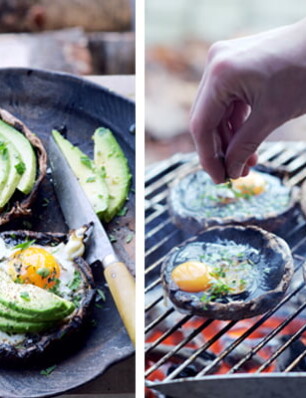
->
[0, 227, 95, 366]
[161, 225, 293, 320]
[168, 164, 300, 234]
[0, 108, 47, 225]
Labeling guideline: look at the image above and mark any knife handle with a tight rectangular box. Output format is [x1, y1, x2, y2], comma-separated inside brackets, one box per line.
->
[104, 261, 136, 346]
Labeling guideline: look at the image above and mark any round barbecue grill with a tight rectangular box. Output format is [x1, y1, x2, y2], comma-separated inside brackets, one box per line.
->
[145, 142, 306, 398]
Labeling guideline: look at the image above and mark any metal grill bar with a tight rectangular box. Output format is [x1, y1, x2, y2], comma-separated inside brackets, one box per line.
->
[285, 348, 306, 371]
[145, 230, 178, 257]
[145, 294, 163, 312]
[145, 277, 161, 294]
[145, 207, 167, 225]
[256, 322, 306, 372]
[145, 314, 193, 355]
[146, 219, 172, 240]
[145, 157, 198, 198]
[145, 307, 175, 334]
[163, 321, 237, 381]
[228, 284, 306, 374]
[199, 281, 306, 376]
[145, 259, 164, 277]
[146, 319, 215, 378]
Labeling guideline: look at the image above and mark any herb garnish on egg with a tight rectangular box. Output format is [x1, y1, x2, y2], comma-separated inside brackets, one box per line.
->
[171, 242, 256, 303]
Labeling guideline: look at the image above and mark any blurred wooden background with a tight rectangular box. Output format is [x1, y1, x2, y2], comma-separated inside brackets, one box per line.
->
[0, 0, 135, 75]
[145, 0, 306, 165]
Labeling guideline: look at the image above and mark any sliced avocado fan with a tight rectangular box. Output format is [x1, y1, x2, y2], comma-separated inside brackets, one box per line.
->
[0, 270, 75, 334]
[0, 132, 22, 208]
[0, 120, 36, 195]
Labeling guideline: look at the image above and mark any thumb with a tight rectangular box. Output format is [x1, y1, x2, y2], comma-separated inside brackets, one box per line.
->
[225, 112, 270, 179]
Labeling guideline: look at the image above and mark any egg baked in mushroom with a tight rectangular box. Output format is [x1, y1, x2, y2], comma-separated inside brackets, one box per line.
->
[161, 225, 294, 320]
[0, 225, 95, 364]
[168, 164, 299, 234]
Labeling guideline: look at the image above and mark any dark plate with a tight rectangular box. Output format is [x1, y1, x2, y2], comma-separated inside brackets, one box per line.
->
[0, 68, 135, 398]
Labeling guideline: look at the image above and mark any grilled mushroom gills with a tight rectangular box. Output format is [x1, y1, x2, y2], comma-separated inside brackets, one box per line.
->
[0, 109, 47, 225]
[161, 226, 294, 320]
[0, 229, 95, 365]
[168, 164, 300, 234]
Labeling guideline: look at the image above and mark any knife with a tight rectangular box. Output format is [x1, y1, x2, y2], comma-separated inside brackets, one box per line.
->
[48, 135, 135, 346]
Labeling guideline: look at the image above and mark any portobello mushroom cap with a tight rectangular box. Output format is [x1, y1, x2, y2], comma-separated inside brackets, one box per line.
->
[168, 164, 300, 234]
[161, 225, 294, 320]
[0, 109, 47, 225]
[0, 228, 95, 366]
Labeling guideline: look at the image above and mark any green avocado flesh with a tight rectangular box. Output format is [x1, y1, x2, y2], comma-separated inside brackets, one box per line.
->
[0, 142, 9, 194]
[93, 128, 131, 222]
[0, 131, 22, 208]
[0, 316, 53, 334]
[0, 120, 36, 195]
[0, 300, 72, 323]
[52, 130, 109, 218]
[0, 270, 75, 334]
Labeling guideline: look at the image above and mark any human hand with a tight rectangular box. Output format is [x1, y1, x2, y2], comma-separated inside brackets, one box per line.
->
[189, 19, 306, 183]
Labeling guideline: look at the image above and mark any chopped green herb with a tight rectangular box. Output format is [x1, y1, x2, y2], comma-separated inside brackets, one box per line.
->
[13, 239, 36, 251]
[109, 234, 117, 243]
[40, 365, 57, 376]
[95, 302, 104, 309]
[86, 176, 96, 183]
[96, 289, 106, 303]
[117, 206, 128, 217]
[90, 318, 97, 327]
[20, 291, 30, 301]
[80, 155, 92, 168]
[0, 142, 8, 159]
[48, 278, 61, 294]
[125, 233, 134, 244]
[67, 270, 82, 291]
[42, 198, 50, 207]
[99, 166, 106, 178]
[36, 268, 51, 278]
[15, 161, 26, 175]
[72, 295, 82, 307]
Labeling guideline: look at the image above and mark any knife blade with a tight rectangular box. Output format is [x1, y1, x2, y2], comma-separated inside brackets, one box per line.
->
[48, 135, 135, 345]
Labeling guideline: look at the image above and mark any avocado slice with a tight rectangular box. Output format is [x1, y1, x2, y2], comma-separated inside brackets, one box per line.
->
[0, 132, 22, 208]
[93, 128, 131, 222]
[0, 301, 73, 323]
[0, 315, 53, 334]
[0, 279, 75, 322]
[52, 130, 109, 218]
[0, 119, 36, 194]
[0, 141, 10, 193]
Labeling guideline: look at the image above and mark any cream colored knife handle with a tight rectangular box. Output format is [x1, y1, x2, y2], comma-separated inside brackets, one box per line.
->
[104, 261, 135, 346]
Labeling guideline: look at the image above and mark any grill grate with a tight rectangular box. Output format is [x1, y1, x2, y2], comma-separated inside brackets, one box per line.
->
[145, 142, 306, 393]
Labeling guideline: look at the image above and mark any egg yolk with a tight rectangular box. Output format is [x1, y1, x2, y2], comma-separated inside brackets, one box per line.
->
[171, 261, 212, 292]
[8, 247, 60, 289]
[231, 171, 266, 196]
